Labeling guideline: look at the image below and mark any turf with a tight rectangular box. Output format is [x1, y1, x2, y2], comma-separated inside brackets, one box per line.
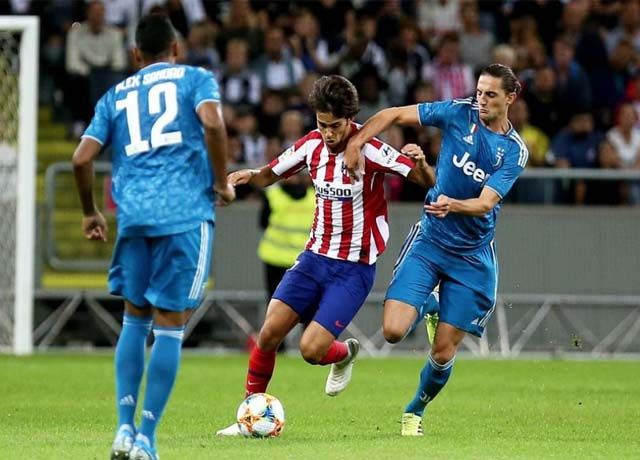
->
[1, 353, 638, 460]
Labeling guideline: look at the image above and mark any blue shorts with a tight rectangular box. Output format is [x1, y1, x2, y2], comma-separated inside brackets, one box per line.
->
[386, 228, 498, 337]
[108, 221, 214, 311]
[272, 250, 376, 337]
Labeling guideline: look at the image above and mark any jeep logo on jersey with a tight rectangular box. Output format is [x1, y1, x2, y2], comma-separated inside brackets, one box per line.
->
[315, 182, 353, 201]
[452, 152, 490, 183]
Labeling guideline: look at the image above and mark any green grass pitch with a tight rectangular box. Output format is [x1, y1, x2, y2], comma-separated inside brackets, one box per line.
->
[1, 353, 638, 459]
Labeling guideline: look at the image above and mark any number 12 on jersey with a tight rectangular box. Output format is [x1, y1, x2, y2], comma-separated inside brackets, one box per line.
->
[116, 81, 183, 156]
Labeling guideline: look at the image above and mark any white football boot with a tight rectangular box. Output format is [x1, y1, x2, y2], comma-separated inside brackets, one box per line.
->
[110, 424, 135, 460]
[215, 422, 242, 436]
[325, 338, 360, 396]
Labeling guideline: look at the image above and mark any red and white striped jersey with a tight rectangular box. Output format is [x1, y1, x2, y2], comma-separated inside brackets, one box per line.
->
[268, 126, 415, 265]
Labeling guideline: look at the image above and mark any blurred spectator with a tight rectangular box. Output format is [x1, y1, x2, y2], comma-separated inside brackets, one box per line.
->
[289, 9, 331, 73]
[185, 20, 220, 70]
[607, 103, 640, 169]
[551, 35, 593, 125]
[257, 91, 286, 136]
[219, 38, 261, 109]
[252, 27, 305, 93]
[65, 0, 126, 137]
[308, 0, 355, 52]
[606, 0, 640, 54]
[609, 38, 639, 105]
[279, 110, 305, 149]
[372, 0, 405, 50]
[422, 32, 474, 100]
[217, 0, 263, 60]
[387, 44, 413, 106]
[492, 43, 517, 69]
[590, 139, 624, 205]
[331, 19, 387, 80]
[509, 99, 550, 167]
[550, 112, 604, 204]
[459, 0, 495, 73]
[398, 19, 431, 82]
[509, 98, 551, 203]
[354, 65, 389, 124]
[234, 109, 267, 167]
[417, 0, 462, 47]
[522, 66, 563, 137]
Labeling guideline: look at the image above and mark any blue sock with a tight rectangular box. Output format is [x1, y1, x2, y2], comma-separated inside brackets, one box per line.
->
[404, 354, 454, 416]
[115, 313, 152, 429]
[138, 325, 184, 447]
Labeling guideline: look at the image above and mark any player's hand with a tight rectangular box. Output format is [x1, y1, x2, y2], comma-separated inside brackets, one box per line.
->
[227, 169, 256, 186]
[343, 141, 364, 181]
[424, 194, 451, 218]
[82, 211, 108, 242]
[214, 182, 236, 207]
[401, 143, 426, 165]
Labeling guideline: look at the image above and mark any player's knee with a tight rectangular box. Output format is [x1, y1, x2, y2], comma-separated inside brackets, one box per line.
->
[382, 323, 407, 343]
[256, 324, 283, 352]
[431, 345, 456, 365]
[299, 341, 325, 364]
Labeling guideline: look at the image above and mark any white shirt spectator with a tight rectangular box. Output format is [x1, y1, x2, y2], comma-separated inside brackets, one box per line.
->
[607, 127, 640, 168]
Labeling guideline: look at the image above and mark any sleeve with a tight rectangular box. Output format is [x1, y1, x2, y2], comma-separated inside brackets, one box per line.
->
[416, 100, 459, 129]
[268, 135, 311, 177]
[193, 68, 221, 112]
[364, 140, 415, 177]
[484, 141, 528, 199]
[82, 91, 112, 146]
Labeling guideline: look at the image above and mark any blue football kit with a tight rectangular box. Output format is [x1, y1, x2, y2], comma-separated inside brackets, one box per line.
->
[84, 62, 221, 310]
[387, 97, 528, 336]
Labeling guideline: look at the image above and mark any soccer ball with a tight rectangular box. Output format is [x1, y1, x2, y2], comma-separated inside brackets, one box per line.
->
[236, 393, 285, 438]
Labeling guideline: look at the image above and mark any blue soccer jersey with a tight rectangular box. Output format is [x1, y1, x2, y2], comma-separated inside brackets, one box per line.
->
[417, 97, 528, 253]
[83, 62, 221, 237]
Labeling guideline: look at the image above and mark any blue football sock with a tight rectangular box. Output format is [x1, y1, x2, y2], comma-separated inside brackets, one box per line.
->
[405, 354, 454, 416]
[115, 313, 152, 429]
[138, 325, 184, 447]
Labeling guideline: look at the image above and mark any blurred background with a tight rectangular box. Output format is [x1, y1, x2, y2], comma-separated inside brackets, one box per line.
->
[1, 0, 640, 357]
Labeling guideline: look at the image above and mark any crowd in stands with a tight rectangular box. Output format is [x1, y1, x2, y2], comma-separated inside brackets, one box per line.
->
[5, 0, 640, 205]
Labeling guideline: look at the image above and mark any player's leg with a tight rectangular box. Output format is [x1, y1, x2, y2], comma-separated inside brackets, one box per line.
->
[245, 298, 301, 396]
[402, 242, 498, 435]
[131, 222, 213, 459]
[108, 236, 153, 459]
[217, 251, 323, 436]
[302, 258, 375, 396]
[383, 236, 439, 343]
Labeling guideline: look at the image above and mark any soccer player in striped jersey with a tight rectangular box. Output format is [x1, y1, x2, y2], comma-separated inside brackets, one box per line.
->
[72, 15, 235, 460]
[344, 64, 528, 436]
[216, 75, 434, 436]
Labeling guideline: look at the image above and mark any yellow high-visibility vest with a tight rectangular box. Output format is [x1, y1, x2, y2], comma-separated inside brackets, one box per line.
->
[258, 185, 315, 267]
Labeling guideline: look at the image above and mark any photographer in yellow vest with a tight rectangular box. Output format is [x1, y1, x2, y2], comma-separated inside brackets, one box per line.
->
[258, 171, 315, 300]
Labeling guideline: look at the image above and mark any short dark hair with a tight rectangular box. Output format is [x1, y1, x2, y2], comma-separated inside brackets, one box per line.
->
[481, 63, 522, 95]
[135, 14, 175, 58]
[308, 75, 359, 119]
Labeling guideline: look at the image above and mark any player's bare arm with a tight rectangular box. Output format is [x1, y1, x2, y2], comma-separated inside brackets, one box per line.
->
[424, 187, 502, 218]
[403, 143, 435, 188]
[198, 101, 235, 205]
[72, 137, 108, 242]
[227, 165, 280, 188]
[344, 106, 421, 180]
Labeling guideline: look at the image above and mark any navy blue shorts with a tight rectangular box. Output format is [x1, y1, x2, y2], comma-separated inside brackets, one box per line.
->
[272, 251, 376, 337]
[108, 221, 214, 311]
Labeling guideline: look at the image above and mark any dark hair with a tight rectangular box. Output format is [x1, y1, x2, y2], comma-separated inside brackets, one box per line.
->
[135, 14, 175, 58]
[481, 63, 522, 95]
[308, 75, 359, 119]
